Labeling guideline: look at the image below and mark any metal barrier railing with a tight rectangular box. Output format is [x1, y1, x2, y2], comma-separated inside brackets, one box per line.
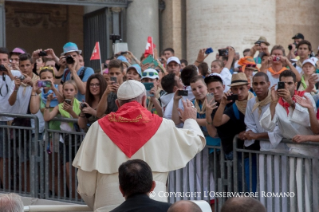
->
[24, 205, 91, 212]
[1, 111, 319, 211]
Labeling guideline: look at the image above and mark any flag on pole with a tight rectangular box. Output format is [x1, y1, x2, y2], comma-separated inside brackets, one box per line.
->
[90, 42, 100, 60]
[144, 36, 156, 58]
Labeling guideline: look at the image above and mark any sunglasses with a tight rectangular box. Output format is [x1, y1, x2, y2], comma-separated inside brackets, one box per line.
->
[142, 72, 158, 77]
[245, 64, 257, 68]
[40, 66, 54, 71]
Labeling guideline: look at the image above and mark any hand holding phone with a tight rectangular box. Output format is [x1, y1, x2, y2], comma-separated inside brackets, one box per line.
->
[110, 76, 117, 84]
[205, 48, 213, 55]
[206, 93, 215, 104]
[143, 82, 154, 97]
[178, 90, 188, 96]
[226, 94, 238, 101]
[64, 99, 72, 105]
[277, 81, 285, 90]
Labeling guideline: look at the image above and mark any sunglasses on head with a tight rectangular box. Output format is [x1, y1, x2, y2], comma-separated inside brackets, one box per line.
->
[245, 64, 256, 68]
[142, 72, 158, 77]
[40, 66, 54, 71]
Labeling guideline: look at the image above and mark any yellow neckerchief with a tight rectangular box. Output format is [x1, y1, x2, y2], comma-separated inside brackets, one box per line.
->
[235, 91, 254, 115]
[194, 98, 206, 114]
[252, 90, 272, 117]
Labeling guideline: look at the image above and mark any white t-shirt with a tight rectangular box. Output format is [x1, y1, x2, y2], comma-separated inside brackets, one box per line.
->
[0, 70, 22, 121]
[220, 67, 231, 92]
[266, 70, 280, 87]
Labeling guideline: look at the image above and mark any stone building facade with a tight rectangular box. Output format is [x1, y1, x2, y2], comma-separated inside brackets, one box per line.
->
[0, 0, 318, 69]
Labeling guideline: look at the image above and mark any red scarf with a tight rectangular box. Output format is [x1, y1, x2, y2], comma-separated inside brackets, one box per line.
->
[278, 90, 305, 115]
[98, 101, 163, 158]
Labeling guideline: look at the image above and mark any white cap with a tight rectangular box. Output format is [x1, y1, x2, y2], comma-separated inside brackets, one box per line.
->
[117, 80, 146, 100]
[204, 73, 225, 85]
[167, 56, 181, 65]
[302, 57, 318, 67]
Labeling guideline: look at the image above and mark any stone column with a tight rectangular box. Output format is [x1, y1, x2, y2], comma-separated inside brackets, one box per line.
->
[276, 0, 319, 54]
[111, 7, 121, 35]
[186, 0, 276, 63]
[0, 0, 5, 47]
[126, 0, 159, 58]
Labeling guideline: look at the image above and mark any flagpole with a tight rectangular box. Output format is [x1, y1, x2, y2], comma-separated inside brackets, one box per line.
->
[98, 42, 102, 74]
[151, 36, 154, 59]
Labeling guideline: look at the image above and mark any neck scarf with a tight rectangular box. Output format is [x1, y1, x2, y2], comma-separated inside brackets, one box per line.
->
[296, 59, 303, 68]
[235, 91, 254, 114]
[194, 99, 206, 114]
[252, 90, 272, 116]
[98, 101, 163, 158]
[278, 90, 305, 115]
[268, 67, 287, 76]
[301, 75, 308, 89]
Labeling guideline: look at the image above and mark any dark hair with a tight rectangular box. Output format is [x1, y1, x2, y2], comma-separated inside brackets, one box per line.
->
[180, 59, 188, 66]
[198, 62, 209, 76]
[279, 70, 296, 83]
[39, 68, 55, 79]
[43, 57, 55, 63]
[85, 74, 107, 106]
[190, 75, 205, 84]
[270, 45, 286, 56]
[118, 159, 153, 197]
[253, 72, 269, 82]
[108, 59, 123, 72]
[163, 48, 174, 54]
[19, 53, 32, 64]
[0, 47, 9, 56]
[181, 65, 198, 86]
[243, 48, 250, 55]
[161, 73, 177, 93]
[221, 197, 266, 212]
[297, 40, 312, 52]
[205, 76, 223, 86]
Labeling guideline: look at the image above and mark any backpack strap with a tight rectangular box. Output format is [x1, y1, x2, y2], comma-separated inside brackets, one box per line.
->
[232, 103, 240, 120]
[79, 67, 87, 81]
[297, 81, 301, 90]
[61, 69, 71, 84]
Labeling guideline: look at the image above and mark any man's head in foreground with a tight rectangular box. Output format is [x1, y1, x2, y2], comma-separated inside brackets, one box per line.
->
[115, 80, 147, 108]
[221, 197, 266, 212]
[0, 193, 24, 212]
[118, 159, 155, 199]
[167, 200, 201, 212]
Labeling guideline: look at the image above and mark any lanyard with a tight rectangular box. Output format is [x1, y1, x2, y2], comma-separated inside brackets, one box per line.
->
[0, 74, 8, 97]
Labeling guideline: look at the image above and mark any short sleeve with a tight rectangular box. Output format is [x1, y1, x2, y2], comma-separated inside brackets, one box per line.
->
[82, 67, 94, 82]
[223, 106, 234, 119]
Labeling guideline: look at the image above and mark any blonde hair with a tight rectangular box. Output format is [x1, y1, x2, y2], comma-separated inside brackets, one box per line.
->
[211, 60, 225, 68]
[63, 80, 78, 91]
[0, 193, 24, 212]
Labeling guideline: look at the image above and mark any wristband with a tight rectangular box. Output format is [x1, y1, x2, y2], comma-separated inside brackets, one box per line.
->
[45, 106, 50, 109]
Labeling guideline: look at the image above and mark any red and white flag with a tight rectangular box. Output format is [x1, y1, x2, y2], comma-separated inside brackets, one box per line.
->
[90, 42, 100, 60]
[144, 36, 156, 58]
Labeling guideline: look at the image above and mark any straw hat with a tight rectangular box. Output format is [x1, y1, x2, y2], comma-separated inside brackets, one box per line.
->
[228, 72, 248, 87]
[255, 36, 270, 46]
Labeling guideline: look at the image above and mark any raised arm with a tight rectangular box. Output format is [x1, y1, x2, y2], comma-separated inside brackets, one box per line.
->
[172, 89, 183, 125]
[212, 93, 231, 127]
[283, 56, 301, 82]
[8, 77, 21, 106]
[205, 100, 218, 137]
[295, 95, 319, 134]
[224, 47, 235, 71]
[43, 97, 59, 122]
[30, 80, 41, 114]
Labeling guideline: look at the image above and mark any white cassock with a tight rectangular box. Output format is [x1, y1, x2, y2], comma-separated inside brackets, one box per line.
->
[72, 118, 205, 212]
[245, 97, 289, 212]
[260, 93, 319, 212]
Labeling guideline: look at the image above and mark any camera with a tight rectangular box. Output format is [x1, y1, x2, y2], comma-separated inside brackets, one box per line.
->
[18, 75, 25, 81]
[37, 80, 52, 88]
[38, 51, 47, 56]
[227, 94, 238, 101]
[109, 34, 121, 43]
[0, 64, 6, 71]
[64, 99, 72, 105]
[80, 103, 87, 109]
[255, 41, 261, 46]
[66, 55, 75, 64]
[273, 56, 280, 62]
[178, 90, 188, 96]
[288, 42, 297, 51]
[218, 49, 228, 57]
[104, 63, 108, 69]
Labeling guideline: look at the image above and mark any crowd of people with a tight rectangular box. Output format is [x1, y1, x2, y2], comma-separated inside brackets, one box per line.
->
[0, 32, 319, 211]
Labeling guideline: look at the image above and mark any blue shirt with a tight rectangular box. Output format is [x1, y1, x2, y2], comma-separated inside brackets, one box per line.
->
[61, 66, 94, 101]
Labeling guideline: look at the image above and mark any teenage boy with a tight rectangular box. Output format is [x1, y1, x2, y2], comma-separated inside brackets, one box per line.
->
[294, 40, 312, 74]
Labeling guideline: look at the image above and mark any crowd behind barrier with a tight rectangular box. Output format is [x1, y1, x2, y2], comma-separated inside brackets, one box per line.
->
[0, 112, 318, 212]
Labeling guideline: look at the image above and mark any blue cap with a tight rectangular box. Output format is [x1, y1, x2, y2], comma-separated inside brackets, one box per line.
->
[62, 42, 82, 55]
[127, 64, 142, 77]
[117, 55, 131, 67]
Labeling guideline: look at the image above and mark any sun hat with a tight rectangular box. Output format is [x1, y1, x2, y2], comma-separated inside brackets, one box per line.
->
[62, 42, 82, 55]
[141, 68, 159, 79]
[127, 64, 142, 78]
[255, 36, 270, 46]
[228, 72, 248, 87]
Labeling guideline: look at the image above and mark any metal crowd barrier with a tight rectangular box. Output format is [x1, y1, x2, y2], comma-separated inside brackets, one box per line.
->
[1, 112, 319, 212]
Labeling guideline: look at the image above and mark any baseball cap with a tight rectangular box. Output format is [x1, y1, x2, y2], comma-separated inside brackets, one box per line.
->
[141, 68, 159, 79]
[117, 55, 131, 67]
[62, 42, 82, 55]
[103, 68, 109, 74]
[10, 47, 26, 56]
[292, 33, 304, 40]
[117, 80, 146, 100]
[204, 73, 225, 85]
[302, 57, 318, 67]
[167, 56, 181, 65]
[127, 64, 142, 78]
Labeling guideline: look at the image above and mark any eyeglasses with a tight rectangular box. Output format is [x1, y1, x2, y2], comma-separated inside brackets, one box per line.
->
[90, 83, 100, 87]
[142, 72, 158, 77]
[245, 64, 256, 68]
[40, 66, 54, 71]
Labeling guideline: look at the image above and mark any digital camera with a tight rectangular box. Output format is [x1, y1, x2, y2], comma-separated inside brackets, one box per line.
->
[38, 51, 47, 56]
[66, 55, 75, 64]
[218, 49, 228, 57]
[273, 56, 280, 62]
[19, 75, 25, 81]
[37, 80, 52, 88]
[0, 64, 6, 71]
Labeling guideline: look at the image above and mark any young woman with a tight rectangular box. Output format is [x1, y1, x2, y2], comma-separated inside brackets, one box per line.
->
[297, 58, 319, 95]
[78, 74, 107, 132]
[125, 64, 142, 81]
[43, 80, 81, 197]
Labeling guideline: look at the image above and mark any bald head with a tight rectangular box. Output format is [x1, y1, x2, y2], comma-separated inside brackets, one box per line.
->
[221, 197, 266, 212]
[167, 200, 201, 212]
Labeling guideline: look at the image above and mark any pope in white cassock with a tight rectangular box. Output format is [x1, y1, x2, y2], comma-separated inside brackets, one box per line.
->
[72, 80, 205, 211]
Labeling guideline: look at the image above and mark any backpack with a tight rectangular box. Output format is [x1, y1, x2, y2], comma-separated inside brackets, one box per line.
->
[61, 67, 87, 84]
